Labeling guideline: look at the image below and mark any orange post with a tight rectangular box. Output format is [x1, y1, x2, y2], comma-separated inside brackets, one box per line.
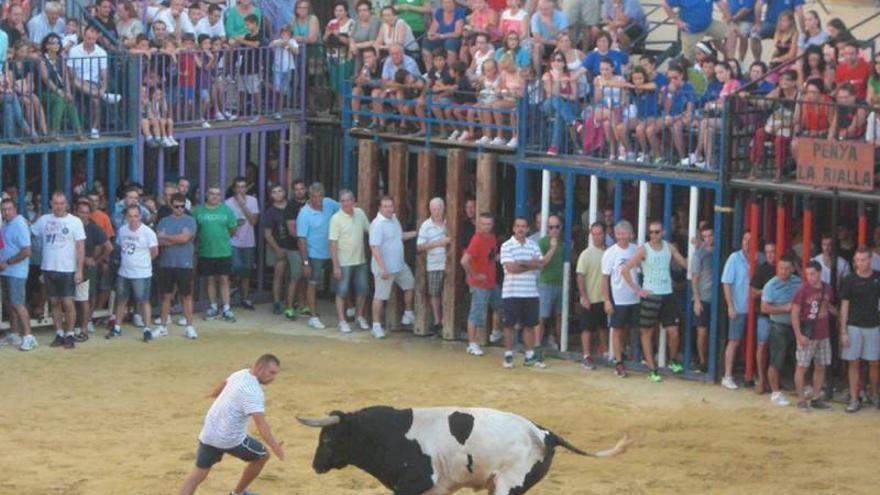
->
[802, 199, 813, 275]
[858, 202, 867, 247]
[775, 195, 787, 257]
[744, 198, 760, 382]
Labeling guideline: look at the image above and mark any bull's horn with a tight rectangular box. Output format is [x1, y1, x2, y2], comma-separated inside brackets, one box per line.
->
[297, 415, 341, 427]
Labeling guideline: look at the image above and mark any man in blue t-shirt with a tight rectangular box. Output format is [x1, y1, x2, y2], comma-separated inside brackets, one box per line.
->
[722, 0, 757, 61]
[296, 182, 340, 330]
[662, 0, 727, 64]
[751, 0, 805, 60]
[0, 198, 35, 351]
[760, 255, 802, 407]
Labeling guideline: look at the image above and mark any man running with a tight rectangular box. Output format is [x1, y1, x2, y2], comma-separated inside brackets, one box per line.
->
[179, 354, 285, 495]
[622, 219, 688, 382]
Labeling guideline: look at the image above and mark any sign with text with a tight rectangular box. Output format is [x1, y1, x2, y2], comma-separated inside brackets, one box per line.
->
[795, 138, 875, 191]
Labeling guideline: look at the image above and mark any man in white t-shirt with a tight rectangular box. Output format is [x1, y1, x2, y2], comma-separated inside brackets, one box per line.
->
[600, 220, 639, 378]
[812, 233, 850, 289]
[30, 191, 86, 349]
[108, 205, 159, 342]
[155, 0, 196, 38]
[416, 197, 450, 333]
[369, 196, 417, 339]
[195, 4, 227, 38]
[67, 24, 122, 139]
[179, 354, 285, 495]
[225, 176, 260, 310]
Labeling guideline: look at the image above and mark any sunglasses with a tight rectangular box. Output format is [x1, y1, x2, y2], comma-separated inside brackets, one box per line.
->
[649, 230, 662, 234]
[553, 58, 564, 62]
[548, 225, 561, 230]
[172, 204, 185, 209]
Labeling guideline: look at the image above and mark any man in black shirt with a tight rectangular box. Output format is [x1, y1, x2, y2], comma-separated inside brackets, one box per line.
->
[263, 185, 299, 315]
[0, 4, 28, 49]
[461, 197, 477, 249]
[838, 247, 880, 413]
[75, 198, 112, 340]
[750, 241, 777, 394]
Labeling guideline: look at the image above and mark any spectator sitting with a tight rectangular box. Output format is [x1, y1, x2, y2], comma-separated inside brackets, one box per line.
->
[379, 43, 420, 129]
[751, 0, 806, 62]
[828, 82, 867, 141]
[62, 18, 80, 54]
[798, 45, 826, 88]
[195, 34, 216, 125]
[349, 0, 381, 71]
[8, 40, 46, 141]
[616, 66, 659, 162]
[424, 0, 466, 65]
[210, 36, 234, 121]
[542, 51, 578, 156]
[0, 3, 29, 48]
[746, 61, 776, 94]
[40, 33, 83, 136]
[90, 0, 118, 49]
[661, 0, 726, 65]
[556, 33, 587, 98]
[150, 19, 169, 44]
[142, 85, 176, 147]
[866, 52, 880, 106]
[530, 0, 569, 73]
[419, 47, 455, 136]
[593, 57, 626, 159]
[499, 0, 530, 40]
[493, 53, 524, 147]
[461, 0, 500, 63]
[581, 31, 628, 78]
[653, 64, 695, 166]
[374, 5, 419, 58]
[797, 9, 828, 53]
[471, 59, 504, 145]
[690, 61, 740, 168]
[392, 68, 426, 135]
[396, 0, 432, 56]
[793, 78, 831, 139]
[466, 32, 495, 81]
[495, 31, 531, 72]
[27, 1, 65, 45]
[768, 10, 798, 72]
[447, 60, 477, 142]
[196, 4, 227, 39]
[602, 0, 647, 49]
[350, 47, 382, 128]
[178, 33, 198, 122]
[824, 16, 853, 46]
[155, 0, 196, 41]
[835, 40, 870, 100]
[116, 1, 145, 48]
[226, 0, 262, 39]
[749, 69, 798, 179]
[324, 1, 354, 113]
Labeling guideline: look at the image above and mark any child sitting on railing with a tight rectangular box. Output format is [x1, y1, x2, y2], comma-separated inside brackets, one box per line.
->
[447, 60, 476, 142]
[472, 58, 501, 146]
[141, 85, 177, 148]
[210, 36, 235, 121]
[8, 41, 46, 142]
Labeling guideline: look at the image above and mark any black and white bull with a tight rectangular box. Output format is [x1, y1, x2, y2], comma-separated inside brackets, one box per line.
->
[297, 406, 629, 495]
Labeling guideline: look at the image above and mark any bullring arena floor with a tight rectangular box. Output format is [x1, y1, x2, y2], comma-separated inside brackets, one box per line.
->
[1, 302, 878, 494]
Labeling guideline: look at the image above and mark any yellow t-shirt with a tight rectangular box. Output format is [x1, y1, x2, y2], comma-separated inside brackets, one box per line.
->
[575, 245, 606, 303]
[328, 207, 370, 266]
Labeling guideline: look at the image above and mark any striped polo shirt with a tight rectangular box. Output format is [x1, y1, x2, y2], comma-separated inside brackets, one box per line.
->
[500, 236, 542, 299]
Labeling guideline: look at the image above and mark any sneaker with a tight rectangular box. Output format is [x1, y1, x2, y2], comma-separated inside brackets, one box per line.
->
[502, 353, 514, 369]
[802, 385, 813, 398]
[90, 128, 100, 139]
[506, 136, 518, 148]
[105, 328, 121, 339]
[489, 329, 503, 344]
[475, 135, 491, 145]
[457, 131, 471, 142]
[184, 326, 198, 339]
[241, 299, 256, 310]
[721, 376, 739, 390]
[74, 330, 89, 343]
[356, 316, 370, 331]
[205, 307, 220, 320]
[142, 329, 153, 342]
[547, 145, 559, 156]
[614, 362, 628, 378]
[545, 335, 558, 350]
[448, 130, 461, 141]
[796, 400, 810, 411]
[272, 302, 283, 315]
[401, 310, 415, 326]
[50, 334, 65, 347]
[201, 120, 212, 128]
[177, 316, 188, 326]
[63, 334, 76, 349]
[524, 352, 546, 368]
[371, 323, 386, 339]
[810, 399, 832, 410]
[19, 335, 38, 351]
[133, 314, 145, 327]
[636, 152, 647, 163]
[153, 326, 168, 338]
[161, 136, 174, 148]
[845, 400, 861, 413]
[648, 370, 663, 383]
[214, 111, 227, 121]
[581, 355, 596, 370]
[222, 309, 236, 322]
[308, 317, 326, 329]
[2, 332, 22, 347]
[224, 111, 237, 120]
[273, 112, 282, 120]
[339, 321, 353, 333]
[770, 391, 790, 407]
[298, 305, 313, 317]
[101, 93, 121, 104]
[146, 136, 159, 147]
[466, 343, 484, 356]
[694, 363, 708, 374]
[668, 359, 684, 374]
[490, 137, 506, 146]
[345, 307, 356, 319]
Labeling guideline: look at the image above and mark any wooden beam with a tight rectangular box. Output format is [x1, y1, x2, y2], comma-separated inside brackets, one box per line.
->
[357, 140, 379, 218]
[413, 150, 436, 336]
[442, 149, 466, 341]
[386, 143, 409, 332]
[474, 152, 497, 345]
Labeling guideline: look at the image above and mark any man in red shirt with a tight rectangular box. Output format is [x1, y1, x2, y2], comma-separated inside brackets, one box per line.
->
[835, 40, 871, 100]
[461, 212, 498, 356]
[791, 261, 836, 411]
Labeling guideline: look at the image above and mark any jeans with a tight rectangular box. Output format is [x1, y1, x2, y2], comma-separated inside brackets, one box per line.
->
[49, 91, 83, 133]
[2, 91, 28, 139]
[542, 96, 575, 149]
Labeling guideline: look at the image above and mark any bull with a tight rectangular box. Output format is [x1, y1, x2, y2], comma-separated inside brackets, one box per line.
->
[297, 406, 629, 495]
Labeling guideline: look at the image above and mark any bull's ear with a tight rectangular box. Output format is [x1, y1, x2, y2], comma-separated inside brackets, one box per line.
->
[297, 415, 342, 428]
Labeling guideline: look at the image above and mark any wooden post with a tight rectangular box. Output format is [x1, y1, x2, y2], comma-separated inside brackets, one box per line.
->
[386, 143, 409, 331]
[474, 153, 497, 345]
[357, 140, 379, 218]
[443, 149, 466, 341]
[413, 150, 437, 336]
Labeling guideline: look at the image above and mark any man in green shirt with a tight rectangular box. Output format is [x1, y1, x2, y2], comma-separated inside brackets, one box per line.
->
[537, 215, 564, 349]
[193, 186, 238, 322]
[395, 0, 430, 37]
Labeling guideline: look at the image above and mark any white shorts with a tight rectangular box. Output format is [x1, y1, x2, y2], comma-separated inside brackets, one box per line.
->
[74, 279, 90, 303]
[373, 266, 415, 301]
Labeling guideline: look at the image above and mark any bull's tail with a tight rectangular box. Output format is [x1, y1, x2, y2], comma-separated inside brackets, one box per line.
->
[549, 432, 631, 458]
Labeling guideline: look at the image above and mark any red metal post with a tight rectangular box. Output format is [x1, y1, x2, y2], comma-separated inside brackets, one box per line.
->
[744, 198, 760, 382]
[775, 195, 787, 258]
[858, 201, 867, 248]
[802, 199, 813, 276]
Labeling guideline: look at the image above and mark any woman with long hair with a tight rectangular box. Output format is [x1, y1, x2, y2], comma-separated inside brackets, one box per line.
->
[615, 66, 658, 162]
[556, 32, 587, 99]
[793, 78, 831, 139]
[867, 53, 880, 106]
[798, 44, 825, 88]
[9, 41, 46, 141]
[691, 61, 740, 168]
[749, 69, 799, 180]
[499, 0, 529, 39]
[40, 32, 83, 136]
[769, 10, 798, 71]
[324, 1, 354, 111]
[541, 51, 578, 155]
[116, 1, 145, 48]
[593, 57, 626, 159]
[797, 10, 828, 53]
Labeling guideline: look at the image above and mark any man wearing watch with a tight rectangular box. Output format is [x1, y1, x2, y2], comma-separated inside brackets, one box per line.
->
[296, 182, 340, 330]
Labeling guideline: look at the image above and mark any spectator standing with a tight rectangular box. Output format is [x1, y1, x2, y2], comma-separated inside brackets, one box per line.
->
[812, 233, 850, 287]
[500, 216, 558, 369]
[602, 0, 647, 48]
[396, 0, 432, 43]
[0, 198, 35, 351]
[791, 260, 835, 410]
[720, 232, 752, 390]
[225, 176, 260, 310]
[27, 1, 65, 45]
[530, 0, 568, 72]
[751, 0, 805, 61]
[760, 255, 802, 406]
[0, 4, 28, 48]
[194, 186, 238, 323]
[369, 196, 417, 339]
[575, 221, 607, 370]
[690, 224, 714, 373]
[108, 205, 158, 341]
[67, 25, 122, 140]
[297, 182, 341, 329]
[30, 192, 85, 349]
[226, 0, 262, 38]
[156, 192, 198, 339]
[74, 198, 111, 340]
[416, 197, 450, 333]
[263, 185, 296, 315]
[834, 41, 871, 100]
[461, 212, 499, 357]
[750, 241, 777, 393]
[537, 215, 564, 349]
[328, 189, 371, 333]
[116, 1, 145, 48]
[838, 248, 880, 413]
[662, 0, 727, 64]
[562, 0, 601, 48]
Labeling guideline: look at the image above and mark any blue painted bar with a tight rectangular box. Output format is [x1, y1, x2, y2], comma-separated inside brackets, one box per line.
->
[179, 139, 186, 177]
[733, 192, 744, 247]
[199, 137, 207, 203]
[86, 148, 95, 193]
[564, 172, 574, 260]
[108, 150, 117, 217]
[663, 184, 673, 241]
[613, 180, 622, 223]
[157, 148, 165, 194]
[278, 130, 287, 190]
[257, 131, 268, 291]
[239, 133, 247, 177]
[219, 135, 227, 190]
[17, 154, 25, 209]
[41, 154, 49, 213]
[514, 165, 527, 218]
[63, 150, 72, 198]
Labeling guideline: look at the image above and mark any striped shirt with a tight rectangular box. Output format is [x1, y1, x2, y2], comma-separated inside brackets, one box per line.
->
[199, 369, 265, 449]
[500, 236, 542, 299]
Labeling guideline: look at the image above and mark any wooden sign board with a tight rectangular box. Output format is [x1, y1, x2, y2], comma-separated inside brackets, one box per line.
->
[795, 138, 875, 191]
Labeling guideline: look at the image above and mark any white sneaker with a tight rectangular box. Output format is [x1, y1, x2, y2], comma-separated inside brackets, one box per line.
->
[101, 93, 121, 104]
[802, 385, 813, 398]
[177, 316, 188, 327]
[153, 317, 164, 326]
[489, 329, 503, 344]
[201, 120, 212, 128]
[169, 137, 179, 146]
[87, 322, 96, 334]
[132, 314, 145, 328]
[475, 136, 491, 145]
[153, 326, 169, 338]
[721, 376, 738, 390]
[308, 317, 326, 329]
[457, 131, 471, 142]
[466, 343, 484, 356]
[506, 136, 518, 148]
[770, 391, 790, 406]
[546, 335, 559, 350]
[184, 326, 198, 339]
[161, 137, 174, 148]
[90, 128, 100, 139]
[636, 152, 647, 163]
[401, 310, 415, 326]
[214, 111, 227, 121]
[224, 111, 237, 120]
[356, 316, 370, 331]
[371, 323, 386, 339]
[490, 137, 506, 146]
[1, 332, 22, 347]
[448, 130, 461, 141]
[19, 334, 38, 351]
[345, 307, 356, 319]
[339, 321, 353, 333]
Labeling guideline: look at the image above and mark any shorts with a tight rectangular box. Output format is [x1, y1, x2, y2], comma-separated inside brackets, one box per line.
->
[373, 266, 415, 300]
[0, 276, 26, 306]
[98, 262, 115, 290]
[427, 270, 445, 297]
[195, 436, 267, 470]
[159, 267, 194, 296]
[503, 297, 539, 328]
[44, 270, 75, 299]
[680, 19, 728, 63]
[755, 20, 776, 40]
[231, 247, 256, 277]
[768, 322, 794, 370]
[468, 286, 502, 327]
[199, 256, 231, 277]
[728, 313, 748, 341]
[757, 315, 771, 343]
[736, 21, 754, 38]
[639, 294, 680, 328]
[286, 250, 303, 280]
[307, 258, 330, 285]
[74, 279, 90, 302]
[239, 74, 262, 94]
[336, 264, 369, 298]
[116, 276, 151, 304]
[797, 338, 832, 367]
[841, 326, 880, 362]
[421, 36, 462, 55]
[577, 302, 607, 332]
[179, 85, 195, 101]
[610, 303, 639, 329]
[538, 283, 563, 319]
[562, 0, 600, 28]
[695, 301, 711, 328]
[199, 88, 210, 100]
[623, 22, 645, 43]
[273, 70, 293, 94]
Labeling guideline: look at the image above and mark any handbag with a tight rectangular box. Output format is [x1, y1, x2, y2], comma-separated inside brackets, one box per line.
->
[799, 287, 826, 340]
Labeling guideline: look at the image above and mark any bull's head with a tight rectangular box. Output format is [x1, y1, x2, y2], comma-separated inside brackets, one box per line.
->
[297, 411, 351, 473]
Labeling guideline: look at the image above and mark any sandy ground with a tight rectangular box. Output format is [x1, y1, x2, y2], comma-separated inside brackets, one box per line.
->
[0, 302, 878, 495]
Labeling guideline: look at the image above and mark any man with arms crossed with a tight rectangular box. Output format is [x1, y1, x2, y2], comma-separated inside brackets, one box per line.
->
[760, 254, 802, 407]
[601, 220, 639, 378]
[179, 354, 285, 495]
